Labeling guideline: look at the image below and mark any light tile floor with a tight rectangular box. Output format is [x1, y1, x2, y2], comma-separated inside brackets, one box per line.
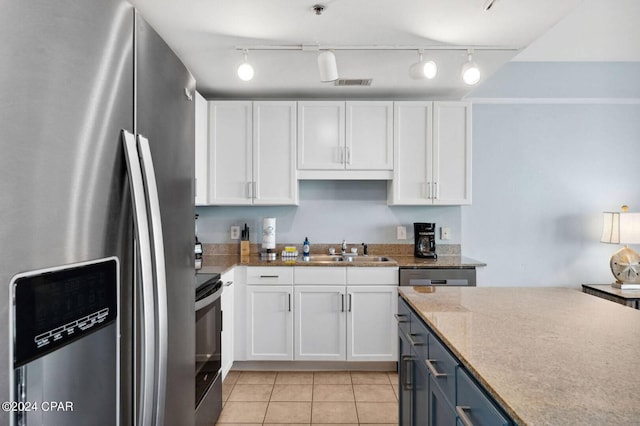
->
[215, 370, 399, 425]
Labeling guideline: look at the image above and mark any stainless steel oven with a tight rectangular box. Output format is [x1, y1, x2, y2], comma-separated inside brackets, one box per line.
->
[194, 273, 223, 425]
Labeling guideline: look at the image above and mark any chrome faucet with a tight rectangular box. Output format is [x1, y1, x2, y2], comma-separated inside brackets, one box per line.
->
[341, 240, 347, 255]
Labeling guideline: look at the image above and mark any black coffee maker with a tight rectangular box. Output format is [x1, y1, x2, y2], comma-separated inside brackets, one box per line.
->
[414, 222, 437, 259]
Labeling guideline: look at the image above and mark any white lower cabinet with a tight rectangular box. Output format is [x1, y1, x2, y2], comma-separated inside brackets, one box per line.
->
[243, 266, 398, 362]
[245, 285, 293, 360]
[294, 286, 347, 361]
[347, 285, 398, 361]
[294, 267, 397, 362]
[220, 270, 234, 379]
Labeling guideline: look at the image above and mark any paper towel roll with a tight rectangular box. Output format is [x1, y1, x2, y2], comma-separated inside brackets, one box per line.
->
[262, 217, 276, 250]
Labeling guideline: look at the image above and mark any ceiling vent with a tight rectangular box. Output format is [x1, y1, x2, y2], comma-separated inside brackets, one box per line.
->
[334, 78, 372, 86]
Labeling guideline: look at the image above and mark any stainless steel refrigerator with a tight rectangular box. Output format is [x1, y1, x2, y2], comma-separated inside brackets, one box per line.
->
[0, 1, 195, 425]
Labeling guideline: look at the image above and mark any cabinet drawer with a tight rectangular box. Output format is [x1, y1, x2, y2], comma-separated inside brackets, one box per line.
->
[427, 333, 458, 404]
[246, 267, 293, 285]
[396, 297, 412, 337]
[457, 368, 510, 426]
[347, 267, 398, 285]
[294, 267, 346, 285]
[408, 314, 429, 360]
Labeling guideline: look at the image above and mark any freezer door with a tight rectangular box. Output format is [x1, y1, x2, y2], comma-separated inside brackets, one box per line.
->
[0, 1, 134, 424]
[134, 12, 196, 426]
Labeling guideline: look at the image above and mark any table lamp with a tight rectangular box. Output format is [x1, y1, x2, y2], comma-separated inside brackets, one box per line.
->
[601, 205, 640, 289]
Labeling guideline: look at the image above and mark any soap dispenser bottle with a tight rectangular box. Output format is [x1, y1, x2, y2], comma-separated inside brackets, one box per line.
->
[303, 237, 310, 257]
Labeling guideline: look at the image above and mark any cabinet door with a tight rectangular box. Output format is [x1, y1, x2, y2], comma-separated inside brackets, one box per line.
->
[456, 368, 510, 426]
[246, 285, 293, 360]
[347, 286, 397, 361]
[346, 101, 393, 170]
[398, 331, 414, 426]
[429, 375, 456, 426]
[221, 277, 234, 379]
[194, 91, 208, 205]
[253, 101, 298, 205]
[390, 102, 433, 205]
[294, 286, 346, 360]
[432, 102, 471, 205]
[297, 101, 345, 170]
[208, 101, 253, 204]
[413, 353, 430, 426]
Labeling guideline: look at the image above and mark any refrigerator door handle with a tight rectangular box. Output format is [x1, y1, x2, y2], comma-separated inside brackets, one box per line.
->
[122, 130, 156, 426]
[137, 134, 168, 426]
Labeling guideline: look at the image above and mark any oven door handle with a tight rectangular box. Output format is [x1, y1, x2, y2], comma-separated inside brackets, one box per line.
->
[195, 286, 223, 311]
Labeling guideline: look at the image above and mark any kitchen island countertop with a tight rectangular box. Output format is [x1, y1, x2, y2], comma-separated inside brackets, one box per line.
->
[399, 286, 640, 425]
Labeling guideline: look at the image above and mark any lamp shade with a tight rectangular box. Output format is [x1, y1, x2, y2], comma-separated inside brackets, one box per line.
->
[601, 212, 640, 244]
[317, 50, 338, 82]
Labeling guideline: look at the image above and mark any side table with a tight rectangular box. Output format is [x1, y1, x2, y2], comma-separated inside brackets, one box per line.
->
[582, 284, 640, 309]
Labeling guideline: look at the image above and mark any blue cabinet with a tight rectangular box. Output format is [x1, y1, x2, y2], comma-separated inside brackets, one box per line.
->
[456, 368, 510, 426]
[398, 297, 513, 426]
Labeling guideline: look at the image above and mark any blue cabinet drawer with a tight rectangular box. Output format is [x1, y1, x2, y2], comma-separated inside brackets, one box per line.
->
[396, 297, 412, 336]
[426, 333, 458, 403]
[457, 368, 510, 426]
[408, 313, 429, 360]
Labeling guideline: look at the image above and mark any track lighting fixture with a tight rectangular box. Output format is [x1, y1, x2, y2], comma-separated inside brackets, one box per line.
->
[317, 50, 338, 82]
[408, 50, 437, 80]
[237, 49, 254, 81]
[461, 50, 480, 85]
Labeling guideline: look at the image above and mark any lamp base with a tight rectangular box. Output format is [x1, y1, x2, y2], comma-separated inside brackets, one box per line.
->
[609, 246, 640, 286]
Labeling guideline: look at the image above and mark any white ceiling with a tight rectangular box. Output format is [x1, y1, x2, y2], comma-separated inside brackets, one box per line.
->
[130, 0, 640, 99]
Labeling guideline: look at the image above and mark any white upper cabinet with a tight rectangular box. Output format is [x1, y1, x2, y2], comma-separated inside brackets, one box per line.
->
[297, 101, 393, 179]
[297, 101, 345, 170]
[208, 101, 253, 205]
[194, 91, 208, 205]
[346, 101, 394, 170]
[207, 100, 298, 205]
[253, 101, 298, 205]
[389, 101, 471, 205]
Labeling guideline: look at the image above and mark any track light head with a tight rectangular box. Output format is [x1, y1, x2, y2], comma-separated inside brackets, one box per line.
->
[237, 49, 254, 81]
[317, 50, 338, 82]
[461, 50, 480, 85]
[409, 50, 438, 80]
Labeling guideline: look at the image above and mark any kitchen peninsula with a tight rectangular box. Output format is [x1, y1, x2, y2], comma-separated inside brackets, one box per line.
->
[399, 286, 640, 425]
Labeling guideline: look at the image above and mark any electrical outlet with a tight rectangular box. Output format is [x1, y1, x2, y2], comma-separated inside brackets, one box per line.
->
[397, 225, 407, 240]
[230, 225, 240, 240]
[441, 227, 451, 240]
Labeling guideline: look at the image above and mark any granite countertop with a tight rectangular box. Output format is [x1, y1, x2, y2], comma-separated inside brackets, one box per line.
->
[199, 254, 484, 271]
[399, 286, 640, 425]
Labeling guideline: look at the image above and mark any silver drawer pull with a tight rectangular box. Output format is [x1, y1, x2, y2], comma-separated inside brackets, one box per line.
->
[394, 313, 409, 323]
[407, 332, 424, 347]
[259, 275, 279, 278]
[425, 359, 447, 378]
[224, 281, 233, 287]
[456, 406, 474, 426]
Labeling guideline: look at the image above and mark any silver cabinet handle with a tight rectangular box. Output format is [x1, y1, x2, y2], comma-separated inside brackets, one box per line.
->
[407, 332, 424, 347]
[253, 181, 257, 200]
[137, 134, 168, 426]
[348, 293, 352, 312]
[288, 293, 292, 312]
[346, 147, 351, 165]
[456, 406, 474, 426]
[341, 294, 345, 312]
[401, 355, 413, 390]
[427, 181, 432, 199]
[123, 130, 156, 426]
[224, 281, 233, 287]
[434, 181, 439, 200]
[246, 181, 251, 199]
[425, 359, 447, 378]
[394, 313, 409, 323]
[260, 275, 279, 278]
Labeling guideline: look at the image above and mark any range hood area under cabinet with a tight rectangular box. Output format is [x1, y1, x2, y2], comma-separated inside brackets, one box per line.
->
[195, 98, 471, 206]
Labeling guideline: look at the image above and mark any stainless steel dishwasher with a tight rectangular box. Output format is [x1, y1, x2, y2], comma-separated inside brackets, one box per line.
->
[399, 268, 476, 286]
